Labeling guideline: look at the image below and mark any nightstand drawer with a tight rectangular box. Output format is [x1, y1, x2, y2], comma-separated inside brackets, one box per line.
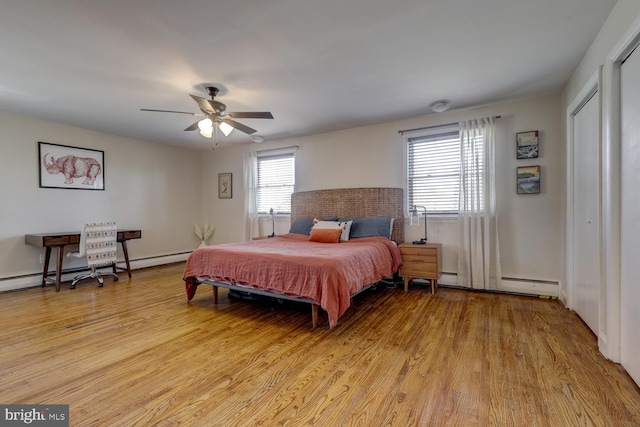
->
[400, 246, 438, 257]
[401, 253, 438, 264]
[400, 263, 438, 277]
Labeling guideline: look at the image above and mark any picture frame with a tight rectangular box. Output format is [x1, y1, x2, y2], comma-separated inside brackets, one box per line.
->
[516, 130, 539, 159]
[218, 172, 232, 199]
[38, 141, 105, 190]
[517, 165, 540, 194]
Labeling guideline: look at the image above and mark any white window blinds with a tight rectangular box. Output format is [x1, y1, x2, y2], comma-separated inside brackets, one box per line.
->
[256, 150, 296, 214]
[406, 127, 461, 214]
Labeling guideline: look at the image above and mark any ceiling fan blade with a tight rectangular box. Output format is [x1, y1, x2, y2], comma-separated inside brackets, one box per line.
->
[209, 100, 226, 113]
[221, 118, 257, 135]
[184, 120, 201, 132]
[226, 112, 273, 119]
[140, 108, 200, 115]
[190, 94, 215, 114]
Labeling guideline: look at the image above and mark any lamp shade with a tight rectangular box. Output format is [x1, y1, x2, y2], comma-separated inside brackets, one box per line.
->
[198, 118, 214, 138]
[198, 118, 213, 131]
[219, 121, 234, 136]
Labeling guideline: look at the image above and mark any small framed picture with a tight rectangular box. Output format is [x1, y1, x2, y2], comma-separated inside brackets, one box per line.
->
[516, 130, 539, 159]
[38, 141, 105, 190]
[218, 172, 232, 199]
[517, 165, 540, 194]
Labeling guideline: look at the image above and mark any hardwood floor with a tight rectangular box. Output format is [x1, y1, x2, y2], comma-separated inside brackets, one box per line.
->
[1, 263, 639, 426]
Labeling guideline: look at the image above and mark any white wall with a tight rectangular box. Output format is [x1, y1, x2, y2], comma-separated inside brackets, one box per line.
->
[562, 0, 640, 107]
[202, 94, 563, 290]
[0, 91, 565, 295]
[0, 111, 203, 290]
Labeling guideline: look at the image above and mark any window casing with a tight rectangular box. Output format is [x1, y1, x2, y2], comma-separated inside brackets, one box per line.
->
[406, 127, 461, 214]
[256, 151, 295, 214]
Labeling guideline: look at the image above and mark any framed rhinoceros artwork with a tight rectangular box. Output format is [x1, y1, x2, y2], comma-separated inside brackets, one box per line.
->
[38, 142, 105, 190]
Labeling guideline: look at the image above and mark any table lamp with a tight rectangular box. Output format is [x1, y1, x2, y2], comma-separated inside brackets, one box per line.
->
[411, 205, 427, 244]
[268, 208, 275, 237]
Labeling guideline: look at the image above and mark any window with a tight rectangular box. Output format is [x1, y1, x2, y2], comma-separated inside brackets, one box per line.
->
[406, 126, 461, 214]
[256, 150, 296, 214]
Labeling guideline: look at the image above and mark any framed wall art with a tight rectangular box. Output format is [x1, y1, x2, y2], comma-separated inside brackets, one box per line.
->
[38, 142, 105, 190]
[516, 130, 539, 159]
[517, 165, 540, 194]
[218, 172, 232, 199]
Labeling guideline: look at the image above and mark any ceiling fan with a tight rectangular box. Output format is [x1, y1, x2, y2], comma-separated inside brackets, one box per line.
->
[141, 86, 273, 139]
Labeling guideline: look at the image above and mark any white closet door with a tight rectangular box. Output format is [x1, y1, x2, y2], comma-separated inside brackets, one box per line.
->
[621, 45, 640, 386]
[572, 92, 600, 334]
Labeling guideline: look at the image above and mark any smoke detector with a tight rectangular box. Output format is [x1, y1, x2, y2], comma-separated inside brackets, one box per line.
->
[430, 100, 450, 113]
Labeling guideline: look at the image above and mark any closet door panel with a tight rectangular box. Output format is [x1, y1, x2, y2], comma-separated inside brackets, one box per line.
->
[621, 45, 640, 386]
[572, 93, 600, 334]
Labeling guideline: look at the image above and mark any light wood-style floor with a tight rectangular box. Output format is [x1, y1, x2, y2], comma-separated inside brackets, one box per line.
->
[1, 263, 639, 426]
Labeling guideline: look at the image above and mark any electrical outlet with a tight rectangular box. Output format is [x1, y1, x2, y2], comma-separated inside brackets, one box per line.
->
[39, 255, 44, 264]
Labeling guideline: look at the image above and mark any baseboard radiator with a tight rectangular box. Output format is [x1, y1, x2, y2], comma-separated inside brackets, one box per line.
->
[0, 252, 191, 293]
[436, 272, 559, 297]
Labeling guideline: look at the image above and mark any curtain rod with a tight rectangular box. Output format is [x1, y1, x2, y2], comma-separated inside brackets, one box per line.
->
[256, 145, 299, 154]
[398, 116, 501, 134]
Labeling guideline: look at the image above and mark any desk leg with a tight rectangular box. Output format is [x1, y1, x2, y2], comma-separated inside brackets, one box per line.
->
[120, 240, 132, 278]
[55, 246, 64, 292]
[42, 247, 52, 287]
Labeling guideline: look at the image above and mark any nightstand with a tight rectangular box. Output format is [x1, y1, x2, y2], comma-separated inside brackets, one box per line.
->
[398, 243, 442, 293]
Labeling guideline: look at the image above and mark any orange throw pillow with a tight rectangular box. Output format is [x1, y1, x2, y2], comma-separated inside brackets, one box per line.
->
[308, 228, 342, 243]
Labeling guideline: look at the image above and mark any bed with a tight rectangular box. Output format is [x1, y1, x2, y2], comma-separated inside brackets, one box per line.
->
[183, 187, 404, 328]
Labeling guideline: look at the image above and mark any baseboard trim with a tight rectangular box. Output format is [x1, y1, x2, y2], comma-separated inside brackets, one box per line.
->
[436, 272, 559, 297]
[2, 258, 560, 298]
[499, 278, 559, 297]
[0, 252, 191, 293]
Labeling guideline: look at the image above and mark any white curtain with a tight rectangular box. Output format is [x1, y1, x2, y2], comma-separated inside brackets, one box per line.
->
[457, 117, 502, 289]
[243, 151, 259, 241]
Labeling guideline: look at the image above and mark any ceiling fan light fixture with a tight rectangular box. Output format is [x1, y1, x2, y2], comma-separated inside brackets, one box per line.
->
[219, 121, 234, 136]
[430, 100, 450, 113]
[198, 118, 213, 132]
[141, 86, 273, 140]
[199, 127, 213, 138]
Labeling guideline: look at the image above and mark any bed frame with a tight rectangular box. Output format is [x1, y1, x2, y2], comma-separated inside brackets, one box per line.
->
[197, 187, 405, 328]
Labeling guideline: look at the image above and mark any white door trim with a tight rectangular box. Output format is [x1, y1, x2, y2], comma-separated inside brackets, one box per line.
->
[601, 14, 640, 362]
[565, 69, 600, 312]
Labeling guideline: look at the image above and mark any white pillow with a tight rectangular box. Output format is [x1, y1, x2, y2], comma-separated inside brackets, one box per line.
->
[338, 220, 353, 241]
[312, 219, 352, 241]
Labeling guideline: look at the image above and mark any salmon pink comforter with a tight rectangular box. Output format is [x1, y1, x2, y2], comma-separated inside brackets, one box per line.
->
[183, 233, 402, 328]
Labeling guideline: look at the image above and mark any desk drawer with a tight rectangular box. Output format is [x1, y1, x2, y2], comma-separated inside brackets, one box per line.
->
[119, 230, 142, 240]
[44, 235, 79, 246]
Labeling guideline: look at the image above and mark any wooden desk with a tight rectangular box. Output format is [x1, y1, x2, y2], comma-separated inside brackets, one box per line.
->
[25, 230, 141, 292]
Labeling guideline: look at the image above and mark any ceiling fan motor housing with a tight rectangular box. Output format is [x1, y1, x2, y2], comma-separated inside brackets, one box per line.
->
[206, 86, 220, 98]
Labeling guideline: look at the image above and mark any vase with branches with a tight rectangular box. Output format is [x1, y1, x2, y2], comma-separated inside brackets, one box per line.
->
[194, 223, 215, 248]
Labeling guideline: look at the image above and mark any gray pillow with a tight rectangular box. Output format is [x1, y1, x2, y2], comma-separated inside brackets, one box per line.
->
[344, 216, 393, 239]
[289, 217, 315, 235]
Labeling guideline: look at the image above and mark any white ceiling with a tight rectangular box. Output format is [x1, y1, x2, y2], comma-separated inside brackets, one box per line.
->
[0, 0, 617, 151]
